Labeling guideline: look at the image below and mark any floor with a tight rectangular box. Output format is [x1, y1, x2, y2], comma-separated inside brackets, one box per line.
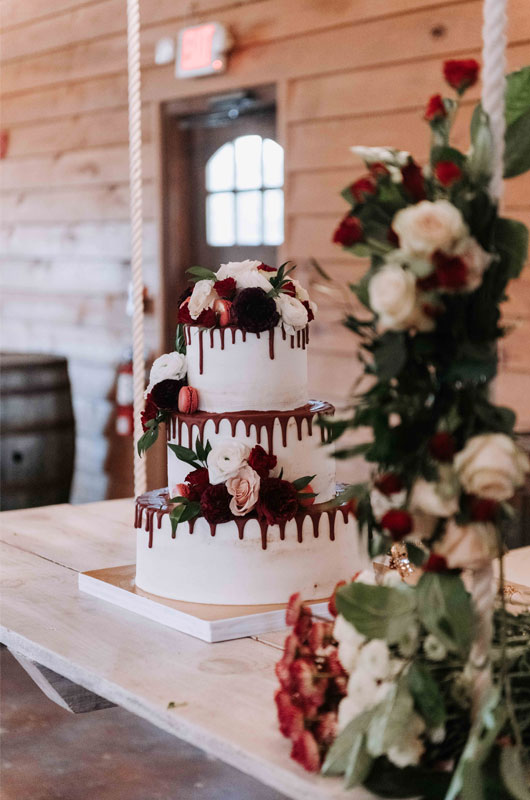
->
[0, 648, 288, 800]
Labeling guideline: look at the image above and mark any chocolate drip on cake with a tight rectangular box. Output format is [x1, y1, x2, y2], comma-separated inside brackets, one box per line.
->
[135, 486, 352, 551]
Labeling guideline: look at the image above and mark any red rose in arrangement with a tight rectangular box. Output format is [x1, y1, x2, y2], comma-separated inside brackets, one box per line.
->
[432, 250, 468, 290]
[423, 553, 449, 573]
[248, 445, 277, 478]
[434, 161, 463, 186]
[401, 159, 426, 201]
[429, 432, 457, 462]
[369, 161, 390, 177]
[257, 263, 276, 272]
[424, 93, 447, 122]
[141, 393, 158, 431]
[302, 300, 315, 322]
[185, 467, 210, 501]
[150, 379, 184, 412]
[281, 280, 297, 297]
[177, 298, 216, 327]
[233, 287, 280, 333]
[381, 509, 413, 540]
[200, 483, 232, 524]
[214, 277, 237, 300]
[470, 496, 499, 522]
[374, 472, 404, 496]
[351, 175, 376, 203]
[443, 58, 480, 94]
[257, 478, 299, 524]
[332, 214, 363, 247]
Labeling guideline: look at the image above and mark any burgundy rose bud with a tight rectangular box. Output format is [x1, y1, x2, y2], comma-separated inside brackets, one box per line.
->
[257, 477, 299, 525]
[433, 250, 468, 290]
[470, 496, 499, 522]
[200, 482, 232, 523]
[434, 161, 463, 187]
[424, 553, 449, 573]
[443, 58, 480, 94]
[185, 467, 210, 501]
[381, 509, 413, 540]
[424, 93, 447, 122]
[401, 159, 426, 201]
[150, 379, 184, 412]
[429, 432, 457, 462]
[332, 214, 364, 247]
[233, 287, 280, 333]
[375, 473, 404, 496]
[369, 161, 390, 177]
[214, 277, 236, 300]
[248, 444, 277, 479]
[141, 393, 158, 431]
[290, 731, 321, 772]
[351, 175, 376, 202]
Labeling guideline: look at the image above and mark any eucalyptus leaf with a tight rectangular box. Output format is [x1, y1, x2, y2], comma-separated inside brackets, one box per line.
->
[335, 582, 416, 644]
[407, 663, 446, 728]
[416, 572, 473, 656]
[167, 443, 201, 470]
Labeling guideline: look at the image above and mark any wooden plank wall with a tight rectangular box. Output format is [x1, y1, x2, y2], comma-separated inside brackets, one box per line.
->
[1, 0, 529, 499]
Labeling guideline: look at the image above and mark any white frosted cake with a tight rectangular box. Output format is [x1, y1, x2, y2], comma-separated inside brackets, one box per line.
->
[135, 260, 365, 605]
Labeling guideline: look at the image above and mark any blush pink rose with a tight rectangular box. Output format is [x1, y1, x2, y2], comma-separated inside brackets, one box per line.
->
[226, 464, 261, 516]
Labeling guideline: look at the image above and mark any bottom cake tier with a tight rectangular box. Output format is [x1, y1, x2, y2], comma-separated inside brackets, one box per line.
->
[134, 487, 367, 605]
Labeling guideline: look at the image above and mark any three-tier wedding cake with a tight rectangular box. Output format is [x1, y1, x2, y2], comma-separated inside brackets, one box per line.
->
[134, 260, 364, 605]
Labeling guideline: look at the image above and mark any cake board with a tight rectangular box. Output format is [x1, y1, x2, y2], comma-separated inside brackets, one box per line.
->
[79, 565, 331, 643]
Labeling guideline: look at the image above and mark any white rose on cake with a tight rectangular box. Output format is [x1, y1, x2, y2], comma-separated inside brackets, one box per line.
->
[145, 351, 187, 394]
[217, 259, 272, 291]
[207, 440, 251, 485]
[393, 199, 468, 258]
[454, 433, 529, 501]
[188, 279, 217, 320]
[226, 464, 261, 516]
[275, 293, 309, 335]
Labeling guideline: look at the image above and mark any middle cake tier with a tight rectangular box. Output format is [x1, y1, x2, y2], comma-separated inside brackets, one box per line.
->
[167, 400, 336, 504]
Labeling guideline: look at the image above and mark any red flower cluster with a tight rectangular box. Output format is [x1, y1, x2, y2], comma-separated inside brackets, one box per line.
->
[275, 593, 348, 772]
[469, 496, 499, 522]
[434, 160, 463, 187]
[432, 250, 468, 290]
[233, 287, 280, 333]
[177, 298, 216, 328]
[257, 477, 299, 524]
[423, 553, 449, 573]
[401, 159, 426, 201]
[214, 277, 237, 300]
[381, 509, 413, 540]
[248, 444, 277, 478]
[424, 93, 447, 122]
[185, 467, 210, 500]
[443, 58, 480, 94]
[333, 214, 364, 247]
[374, 472, 404, 496]
[150, 379, 183, 412]
[200, 483, 232, 523]
[141, 393, 158, 431]
[351, 175, 376, 203]
[429, 432, 456, 462]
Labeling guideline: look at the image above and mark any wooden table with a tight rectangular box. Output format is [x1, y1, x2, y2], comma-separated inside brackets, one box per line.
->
[0, 499, 369, 800]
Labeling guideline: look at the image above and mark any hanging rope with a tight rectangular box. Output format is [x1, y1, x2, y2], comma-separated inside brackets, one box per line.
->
[468, 0, 507, 719]
[127, 0, 147, 497]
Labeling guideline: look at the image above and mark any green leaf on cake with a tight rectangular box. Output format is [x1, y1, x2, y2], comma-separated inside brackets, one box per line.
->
[335, 582, 416, 644]
[168, 443, 201, 470]
[194, 437, 211, 466]
[137, 422, 159, 456]
[267, 261, 297, 297]
[291, 475, 316, 491]
[169, 499, 201, 534]
[187, 265, 218, 282]
[416, 572, 473, 657]
[175, 324, 187, 355]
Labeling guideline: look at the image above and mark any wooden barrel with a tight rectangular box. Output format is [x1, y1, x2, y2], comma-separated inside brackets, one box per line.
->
[1, 353, 75, 510]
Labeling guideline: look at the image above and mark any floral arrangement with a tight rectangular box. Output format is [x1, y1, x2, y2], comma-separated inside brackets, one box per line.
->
[167, 438, 316, 531]
[275, 58, 530, 796]
[178, 260, 317, 335]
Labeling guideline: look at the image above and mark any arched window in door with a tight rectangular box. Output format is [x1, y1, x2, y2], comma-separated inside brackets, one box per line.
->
[205, 134, 284, 248]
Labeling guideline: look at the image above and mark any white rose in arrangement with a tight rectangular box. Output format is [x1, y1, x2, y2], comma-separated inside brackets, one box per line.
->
[435, 519, 498, 570]
[393, 200, 468, 258]
[454, 433, 529, 501]
[338, 672, 391, 730]
[452, 236, 492, 291]
[226, 464, 261, 516]
[351, 146, 410, 167]
[357, 639, 391, 681]
[206, 440, 251, 485]
[188, 279, 217, 320]
[409, 478, 459, 518]
[145, 351, 187, 394]
[368, 265, 417, 331]
[217, 259, 271, 291]
[333, 614, 366, 673]
[370, 487, 407, 521]
[386, 713, 425, 768]
[423, 634, 447, 662]
[275, 293, 309, 334]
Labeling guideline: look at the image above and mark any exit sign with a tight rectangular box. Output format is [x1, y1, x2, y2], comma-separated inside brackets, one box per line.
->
[176, 22, 232, 79]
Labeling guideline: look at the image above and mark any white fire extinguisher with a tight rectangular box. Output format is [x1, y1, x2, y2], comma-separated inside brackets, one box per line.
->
[115, 349, 134, 436]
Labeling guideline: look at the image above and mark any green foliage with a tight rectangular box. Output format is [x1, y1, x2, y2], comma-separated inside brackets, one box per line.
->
[267, 262, 297, 297]
[366, 678, 414, 757]
[335, 581, 416, 644]
[469, 105, 494, 184]
[494, 218, 529, 280]
[322, 708, 374, 778]
[505, 66, 530, 126]
[137, 420, 159, 456]
[372, 332, 407, 380]
[291, 474, 315, 491]
[407, 663, 446, 728]
[503, 67, 530, 179]
[175, 324, 186, 355]
[186, 266, 218, 282]
[169, 498, 201, 534]
[416, 572, 473, 657]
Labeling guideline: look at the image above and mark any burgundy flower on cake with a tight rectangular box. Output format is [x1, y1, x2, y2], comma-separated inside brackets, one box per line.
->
[233, 287, 280, 333]
[178, 299, 216, 328]
[141, 393, 158, 431]
[332, 214, 364, 247]
[281, 280, 297, 297]
[150, 379, 184, 412]
[443, 58, 480, 94]
[257, 263, 276, 272]
[401, 160, 426, 201]
[248, 445, 277, 478]
[424, 93, 447, 122]
[429, 432, 456, 462]
[257, 477, 299, 524]
[185, 467, 210, 500]
[214, 277, 237, 300]
[434, 161, 463, 186]
[381, 508, 413, 540]
[200, 483, 232, 524]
